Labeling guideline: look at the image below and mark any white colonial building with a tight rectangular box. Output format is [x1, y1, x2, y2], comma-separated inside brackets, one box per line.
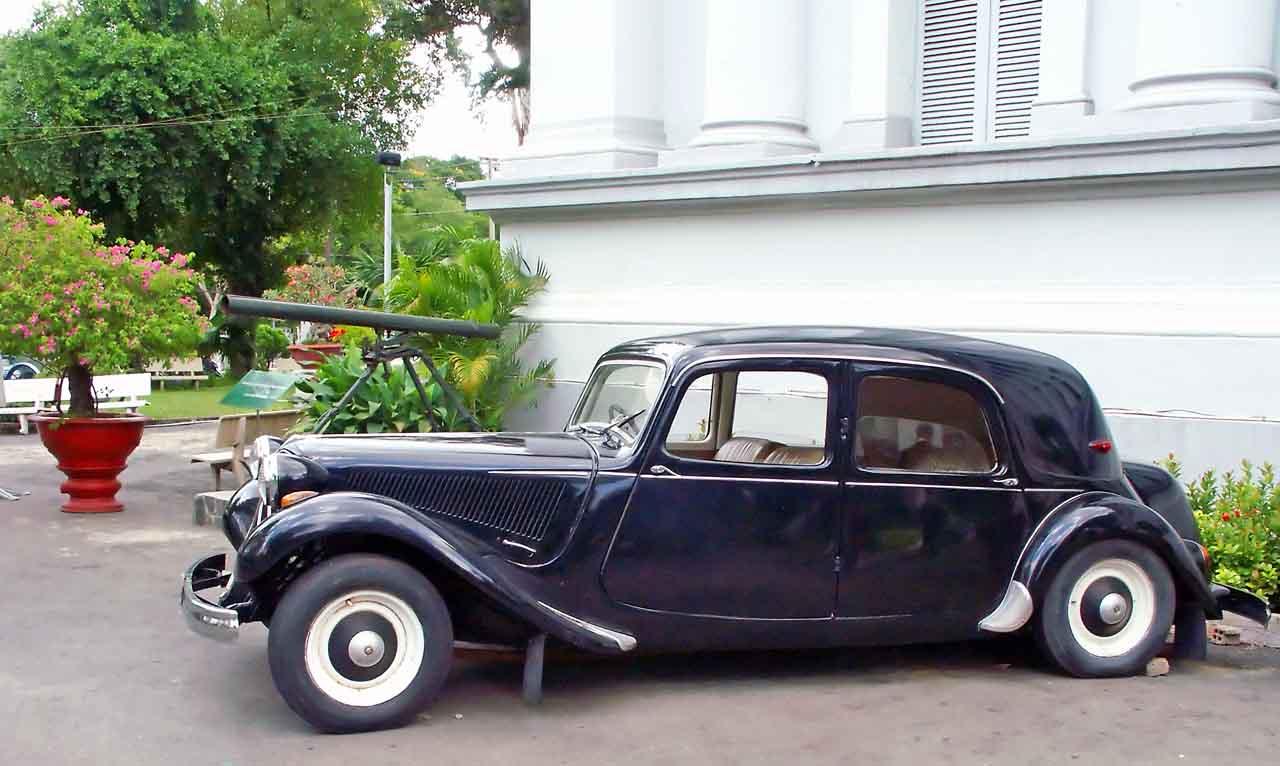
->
[461, 0, 1280, 474]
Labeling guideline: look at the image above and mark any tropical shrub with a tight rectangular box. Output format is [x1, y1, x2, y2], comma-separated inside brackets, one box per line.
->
[1162, 456, 1280, 608]
[253, 323, 291, 371]
[293, 348, 444, 434]
[384, 226, 554, 431]
[0, 195, 203, 415]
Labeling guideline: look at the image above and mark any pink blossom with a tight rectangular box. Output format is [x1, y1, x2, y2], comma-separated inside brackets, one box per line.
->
[155, 246, 168, 256]
[43, 215, 58, 226]
[13, 324, 31, 338]
[29, 199, 43, 209]
[171, 253, 189, 268]
[77, 208, 87, 216]
[50, 196, 70, 209]
[1, 195, 12, 206]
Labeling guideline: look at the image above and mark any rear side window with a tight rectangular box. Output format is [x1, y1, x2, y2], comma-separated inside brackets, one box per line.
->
[856, 376, 996, 474]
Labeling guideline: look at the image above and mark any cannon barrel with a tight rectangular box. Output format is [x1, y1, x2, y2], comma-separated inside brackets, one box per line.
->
[220, 295, 501, 339]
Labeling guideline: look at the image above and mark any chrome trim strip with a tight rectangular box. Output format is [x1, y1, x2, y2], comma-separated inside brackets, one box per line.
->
[689, 352, 1006, 404]
[487, 469, 592, 478]
[597, 471, 638, 478]
[500, 538, 537, 554]
[535, 602, 637, 652]
[978, 581, 1033, 633]
[1023, 487, 1086, 493]
[643, 474, 840, 486]
[848, 481, 1021, 492]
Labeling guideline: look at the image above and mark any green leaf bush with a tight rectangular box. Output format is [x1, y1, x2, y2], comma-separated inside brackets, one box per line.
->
[0, 195, 203, 415]
[384, 226, 554, 431]
[293, 347, 445, 434]
[1162, 456, 1280, 608]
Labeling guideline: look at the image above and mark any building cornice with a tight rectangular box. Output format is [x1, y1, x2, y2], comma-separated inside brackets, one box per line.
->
[460, 122, 1280, 214]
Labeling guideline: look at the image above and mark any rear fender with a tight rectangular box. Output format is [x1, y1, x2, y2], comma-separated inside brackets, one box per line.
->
[234, 492, 636, 653]
[1017, 492, 1218, 617]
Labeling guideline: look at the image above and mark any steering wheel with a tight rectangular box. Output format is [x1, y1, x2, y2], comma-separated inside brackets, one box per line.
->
[606, 404, 642, 439]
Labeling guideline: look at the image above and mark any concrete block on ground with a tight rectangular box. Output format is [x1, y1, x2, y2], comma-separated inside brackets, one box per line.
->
[193, 490, 234, 526]
[1144, 657, 1170, 677]
[1208, 622, 1243, 646]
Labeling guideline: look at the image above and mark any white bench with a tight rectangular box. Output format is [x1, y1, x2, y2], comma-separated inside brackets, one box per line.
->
[0, 373, 151, 434]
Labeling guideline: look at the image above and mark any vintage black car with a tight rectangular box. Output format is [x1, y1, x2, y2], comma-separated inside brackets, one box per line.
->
[182, 327, 1269, 733]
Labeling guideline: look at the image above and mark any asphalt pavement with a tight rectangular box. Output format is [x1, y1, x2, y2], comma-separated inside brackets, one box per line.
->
[2, 423, 1278, 765]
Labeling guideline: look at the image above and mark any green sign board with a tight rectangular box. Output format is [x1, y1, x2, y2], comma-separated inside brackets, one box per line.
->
[220, 370, 297, 409]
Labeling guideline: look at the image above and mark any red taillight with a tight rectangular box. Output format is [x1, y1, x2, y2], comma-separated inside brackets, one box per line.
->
[1088, 439, 1113, 453]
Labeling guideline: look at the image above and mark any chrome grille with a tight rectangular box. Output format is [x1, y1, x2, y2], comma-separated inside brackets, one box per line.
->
[344, 469, 565, 541]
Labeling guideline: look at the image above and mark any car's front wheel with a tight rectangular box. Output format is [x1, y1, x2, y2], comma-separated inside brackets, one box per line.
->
[1035, 539, 1175, 678]
[267, 554, 453, 733]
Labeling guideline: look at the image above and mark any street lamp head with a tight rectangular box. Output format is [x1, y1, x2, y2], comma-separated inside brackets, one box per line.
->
[376, 150, 402, 168]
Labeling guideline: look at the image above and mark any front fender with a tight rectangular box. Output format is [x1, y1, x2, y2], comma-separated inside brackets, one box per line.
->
[234, 492, 636, 654]
[1017, 492, 1218, 618]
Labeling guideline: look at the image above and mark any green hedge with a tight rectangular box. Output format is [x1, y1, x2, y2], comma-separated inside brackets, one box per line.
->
[1162, 456, 1280, 609]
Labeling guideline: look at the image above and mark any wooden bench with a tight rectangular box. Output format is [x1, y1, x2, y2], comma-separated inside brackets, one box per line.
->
[189, 409, 302, 490]
[152, 372, 210, 390]
[0, 373, 151, 434]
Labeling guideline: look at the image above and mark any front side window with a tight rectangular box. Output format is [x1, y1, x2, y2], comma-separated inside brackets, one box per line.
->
[569, 361, 665, 451]
[856, 375, 996, 474]
[665, 369, 829, 466]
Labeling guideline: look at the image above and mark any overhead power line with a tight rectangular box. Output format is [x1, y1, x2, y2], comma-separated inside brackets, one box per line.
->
[0, 107, 342, 150]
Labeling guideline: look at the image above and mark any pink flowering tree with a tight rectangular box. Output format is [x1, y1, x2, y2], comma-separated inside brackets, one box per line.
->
[0, 195, 205, 416]
[263, 263, 360, 342]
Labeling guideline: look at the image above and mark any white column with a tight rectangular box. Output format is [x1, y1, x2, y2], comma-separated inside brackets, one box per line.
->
[676, 0, 817, 160]
[1030, 0, 1094, 136]
[501, 0, 666, 178]
[832, 0, 915, 151]
[1119, 0, 1280, 121]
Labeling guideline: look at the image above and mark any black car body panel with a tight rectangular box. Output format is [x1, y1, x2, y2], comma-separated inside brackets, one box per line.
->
[196, 326, 1269, 660]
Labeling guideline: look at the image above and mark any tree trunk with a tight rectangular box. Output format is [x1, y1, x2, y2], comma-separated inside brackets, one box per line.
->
[65, 363, 95, 418]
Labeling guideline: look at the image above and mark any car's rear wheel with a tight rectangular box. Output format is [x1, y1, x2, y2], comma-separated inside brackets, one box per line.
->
[1034, 539, 1175, 678]
[267, 554, 453, 733]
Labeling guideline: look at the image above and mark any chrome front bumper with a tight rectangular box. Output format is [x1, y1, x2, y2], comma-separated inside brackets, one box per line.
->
[181, 553, 240, 642]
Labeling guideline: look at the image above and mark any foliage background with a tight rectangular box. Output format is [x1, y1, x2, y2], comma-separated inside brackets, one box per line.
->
[1164, 456, 1280, 609]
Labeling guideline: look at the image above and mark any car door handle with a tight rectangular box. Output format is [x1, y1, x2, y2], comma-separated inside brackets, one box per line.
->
[649, 465, 679, 477]
[994, 477, 1019, 487]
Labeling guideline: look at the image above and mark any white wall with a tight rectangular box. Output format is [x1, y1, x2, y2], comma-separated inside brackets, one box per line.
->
[501, 182, 1280, 475]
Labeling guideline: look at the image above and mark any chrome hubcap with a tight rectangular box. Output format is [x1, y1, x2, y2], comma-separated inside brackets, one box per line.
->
[1098, 592, 1130, 626]
[348, 630, 386, 667]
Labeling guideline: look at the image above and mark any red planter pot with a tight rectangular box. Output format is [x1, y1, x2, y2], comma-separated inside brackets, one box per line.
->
[31, 413, 146, 514]
[288, 343, 342, 368]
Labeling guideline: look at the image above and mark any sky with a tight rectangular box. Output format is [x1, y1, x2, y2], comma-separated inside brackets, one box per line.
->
[0, 1, 521, 164]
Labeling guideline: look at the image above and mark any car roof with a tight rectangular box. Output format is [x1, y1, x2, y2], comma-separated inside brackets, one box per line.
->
[603, 326, 1120, 487]
[606, 326, 1067, 375]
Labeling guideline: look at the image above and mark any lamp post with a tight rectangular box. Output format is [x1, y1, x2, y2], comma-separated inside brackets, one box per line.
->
[376, 151, 402, 296]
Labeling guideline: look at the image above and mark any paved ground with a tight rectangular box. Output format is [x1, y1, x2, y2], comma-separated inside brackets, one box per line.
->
[2, 423, 1279, 765]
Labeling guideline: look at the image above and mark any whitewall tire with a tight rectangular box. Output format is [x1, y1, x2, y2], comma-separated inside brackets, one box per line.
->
[268, 554, 453, 733]
[1035, 540, 1175, 678]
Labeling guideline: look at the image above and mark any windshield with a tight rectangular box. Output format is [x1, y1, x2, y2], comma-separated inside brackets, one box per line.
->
[568, 360, 666, 451]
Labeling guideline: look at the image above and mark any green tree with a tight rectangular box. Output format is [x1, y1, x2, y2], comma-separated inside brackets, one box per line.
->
[0, 0, 432, 373]
[389, 0, 531, 142]
[336, 155, 490, 304]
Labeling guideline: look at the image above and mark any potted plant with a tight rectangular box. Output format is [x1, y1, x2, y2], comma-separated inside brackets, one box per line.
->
[264, 263, 359, 367]
[0, 195, 203, 512]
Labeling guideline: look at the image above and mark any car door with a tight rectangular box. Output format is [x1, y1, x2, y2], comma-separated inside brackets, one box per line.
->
[602, 358, 842, 619]
[837, 363, 1030, 622]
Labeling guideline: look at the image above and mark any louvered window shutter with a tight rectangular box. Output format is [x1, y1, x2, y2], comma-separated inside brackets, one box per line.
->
[989, 0, 1043, 139]
[917, 0, 1041, 145]
[919, 0, 984, 145]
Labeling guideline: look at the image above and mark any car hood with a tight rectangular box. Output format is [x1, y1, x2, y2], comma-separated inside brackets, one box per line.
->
[280, 431, 597, 474]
